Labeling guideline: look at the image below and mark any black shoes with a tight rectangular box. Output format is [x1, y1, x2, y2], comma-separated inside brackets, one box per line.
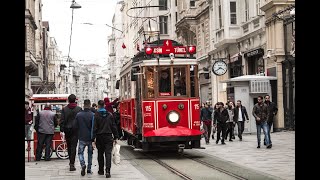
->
[232, 136, 235, 139]
[257, 145, 260, 148]
[98, 170, 104, 175]
[106, 168, 111, 178]
[221, 142, 226, 145]
[69, 164, 76, 171]
[87, 170, 92, 174]
[216, 140, 219, 144]
[267, 144, 272, 149]
[81, 165, 86, 176]
[44, 158, 51, 161]
[229, 139, 233, 142]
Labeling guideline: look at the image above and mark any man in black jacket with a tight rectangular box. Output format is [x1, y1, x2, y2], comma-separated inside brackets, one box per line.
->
[60, 94, 82, 171]
[92, 100, 119, 178]
[213, 102, 229, 145]
[264, 95, 278, 146]
[233, 100, 249, 141]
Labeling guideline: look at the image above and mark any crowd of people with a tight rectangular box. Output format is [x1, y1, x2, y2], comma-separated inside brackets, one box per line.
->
[200, 95, 278, 149]
[25, 94, 122, 178]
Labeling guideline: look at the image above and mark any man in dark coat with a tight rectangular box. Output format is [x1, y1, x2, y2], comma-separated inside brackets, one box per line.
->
[60, 94, 82, 171]
[233, 100, 249, 141]
[213, 102, 229, 145]
[92, 100, 119, 178]
[252, 96, 271, 149]
[264, 95, 278, 146]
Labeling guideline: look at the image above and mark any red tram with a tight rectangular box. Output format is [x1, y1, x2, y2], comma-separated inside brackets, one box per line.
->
[118, 39, 204, 152]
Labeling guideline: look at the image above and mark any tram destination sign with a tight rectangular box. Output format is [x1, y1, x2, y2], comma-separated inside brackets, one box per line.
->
[148, 40, 193, 55]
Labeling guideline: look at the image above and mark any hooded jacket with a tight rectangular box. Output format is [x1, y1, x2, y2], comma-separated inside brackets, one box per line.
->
[104, 97, 118, 114]
[60, 103, 82, 132]
[92, 108, 119, 141]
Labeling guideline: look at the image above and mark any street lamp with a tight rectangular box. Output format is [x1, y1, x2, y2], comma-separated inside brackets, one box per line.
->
[67, 0, 81, 68]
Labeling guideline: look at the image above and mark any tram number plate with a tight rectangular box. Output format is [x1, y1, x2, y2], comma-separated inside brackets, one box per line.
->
[143, 123, 154, 128]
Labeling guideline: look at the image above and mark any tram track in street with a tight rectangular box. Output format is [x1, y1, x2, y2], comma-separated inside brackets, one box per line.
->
[146, 151, 248, 180]
[181, 153, 247, 180]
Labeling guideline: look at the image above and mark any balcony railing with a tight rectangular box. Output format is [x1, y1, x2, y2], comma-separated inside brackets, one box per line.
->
[250, 80, 269, 93]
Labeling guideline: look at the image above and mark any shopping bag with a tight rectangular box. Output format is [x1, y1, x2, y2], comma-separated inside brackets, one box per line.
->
[112, 143, 121, 165]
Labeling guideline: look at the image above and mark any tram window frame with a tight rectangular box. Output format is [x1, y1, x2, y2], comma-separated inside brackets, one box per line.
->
[173, 66, 187, 97]
[144, 66, 155, 99]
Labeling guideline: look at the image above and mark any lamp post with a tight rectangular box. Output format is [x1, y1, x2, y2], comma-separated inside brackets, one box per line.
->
[67, 0, 81, 68]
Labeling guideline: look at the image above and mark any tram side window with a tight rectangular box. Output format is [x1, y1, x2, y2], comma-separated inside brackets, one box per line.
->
[190, 65, 196, 97]
[173, 67, 186, 96]
[159, 67, 171, 96]
[127, 73, 131, 98]
[146, 66, 155, 98]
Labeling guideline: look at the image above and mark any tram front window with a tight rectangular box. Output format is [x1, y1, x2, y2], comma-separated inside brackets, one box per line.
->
[173, 67, 186, 96]
[159, 68, 171, 96]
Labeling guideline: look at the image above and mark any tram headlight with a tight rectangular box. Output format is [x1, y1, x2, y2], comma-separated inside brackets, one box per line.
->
[167, 111, 180, 124]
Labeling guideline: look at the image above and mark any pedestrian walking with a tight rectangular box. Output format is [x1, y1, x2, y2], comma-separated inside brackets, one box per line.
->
[92, 100, 119, 178]
[213, 102, 229, 145]
[60, 94, 82, 171]
[25, 101, 33, 150]
[264, 95, 278, 147]
[74, 99, 95, 176]
[252, 96, 271, 149]
[104, 97, 119, 114]
[91, 103, 97, 113]
[34, 103, 58, 161]
[225, 101, 235, 141]
[200, 102, 213, 144]
[233, 100, 249, 141]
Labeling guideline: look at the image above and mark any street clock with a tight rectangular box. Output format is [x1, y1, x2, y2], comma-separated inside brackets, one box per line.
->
[212, 59, 228, 76]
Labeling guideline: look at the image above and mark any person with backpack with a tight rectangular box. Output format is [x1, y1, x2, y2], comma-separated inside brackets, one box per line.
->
[92, 100, 119, 178]
[60, 94, 82, 171]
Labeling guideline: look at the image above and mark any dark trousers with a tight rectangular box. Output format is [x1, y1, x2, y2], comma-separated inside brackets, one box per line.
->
[225, 122, 234, 140]
[36, 132, 53, 160]
[65, 128, 78, 165]
[96, 134, 114, 172]
[203, 122, 212, 143]
[237, 121, 245, 139]
[216, 123, 227, 143]
[117, 124, 123, 138]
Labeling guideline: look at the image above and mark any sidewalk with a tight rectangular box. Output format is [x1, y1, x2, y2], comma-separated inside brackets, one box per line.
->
[26, 131, 294, 179]
[197, 131, 295, 180]
[25, 140, 149, 179]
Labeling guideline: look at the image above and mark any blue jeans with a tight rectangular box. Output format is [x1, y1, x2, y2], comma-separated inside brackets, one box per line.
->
[78, 140, 93, 170]
[256, 121, 270, 146]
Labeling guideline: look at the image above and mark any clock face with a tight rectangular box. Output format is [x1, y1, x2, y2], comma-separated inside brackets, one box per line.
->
[212, 61, 227, 76]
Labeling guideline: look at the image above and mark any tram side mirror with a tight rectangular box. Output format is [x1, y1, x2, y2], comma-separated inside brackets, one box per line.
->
[131, 67, 140, 81]
[115, 80, 120, 89]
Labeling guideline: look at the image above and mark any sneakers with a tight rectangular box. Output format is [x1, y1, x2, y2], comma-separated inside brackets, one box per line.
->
[81, 165, 86, 176]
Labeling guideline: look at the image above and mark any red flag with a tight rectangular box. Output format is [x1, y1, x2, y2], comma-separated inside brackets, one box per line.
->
[122, 43, 126, 49]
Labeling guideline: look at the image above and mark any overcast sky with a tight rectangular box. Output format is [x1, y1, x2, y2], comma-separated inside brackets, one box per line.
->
[42, 0, 118, 66]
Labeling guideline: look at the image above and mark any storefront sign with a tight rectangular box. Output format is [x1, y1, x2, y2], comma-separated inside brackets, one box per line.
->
[244, 48, 264, 58]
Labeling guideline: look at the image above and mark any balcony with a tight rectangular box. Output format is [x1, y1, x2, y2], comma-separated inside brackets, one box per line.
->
[250, 80, 269, 93]
[25, 51, 38, 74]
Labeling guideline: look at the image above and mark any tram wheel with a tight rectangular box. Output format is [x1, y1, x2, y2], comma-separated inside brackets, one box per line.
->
[55, 142, 69, 159]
